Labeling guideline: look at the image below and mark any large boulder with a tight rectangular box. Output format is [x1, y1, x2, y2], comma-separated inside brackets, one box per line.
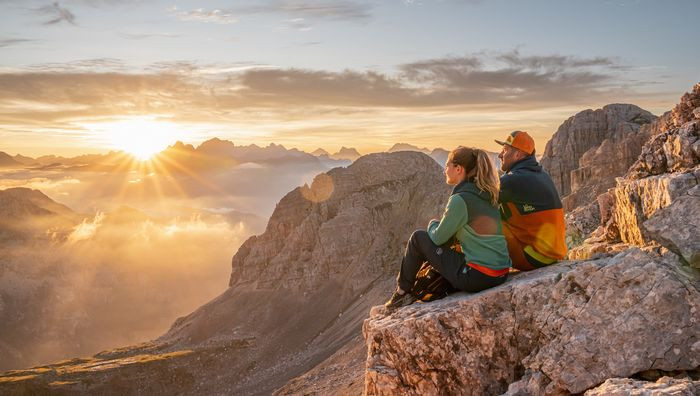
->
[612, 170, 698, 246]
[540, 104, 655, 210]
[643, 184, 700, 268]
[363, 248, 700, 395]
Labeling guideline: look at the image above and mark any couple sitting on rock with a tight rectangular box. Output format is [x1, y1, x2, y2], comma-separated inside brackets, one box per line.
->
[385, 131, 567, 309]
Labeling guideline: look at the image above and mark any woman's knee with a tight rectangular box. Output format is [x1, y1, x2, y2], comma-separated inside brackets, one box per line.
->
[409, 229, 430, 243]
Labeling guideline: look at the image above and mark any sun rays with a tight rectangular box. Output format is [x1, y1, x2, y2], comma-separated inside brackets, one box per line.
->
[82, 117, 188, 161]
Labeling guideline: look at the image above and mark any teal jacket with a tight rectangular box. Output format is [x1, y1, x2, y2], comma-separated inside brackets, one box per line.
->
[427, 180, 512, 270]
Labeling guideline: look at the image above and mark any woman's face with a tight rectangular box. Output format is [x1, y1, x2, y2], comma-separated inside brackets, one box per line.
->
[444, 161, 463, 185]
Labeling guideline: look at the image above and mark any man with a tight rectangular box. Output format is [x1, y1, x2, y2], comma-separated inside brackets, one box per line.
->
[495, 131, 567, 270]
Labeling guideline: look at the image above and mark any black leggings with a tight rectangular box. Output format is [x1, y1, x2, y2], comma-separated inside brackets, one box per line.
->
[397, 230, 508, 293]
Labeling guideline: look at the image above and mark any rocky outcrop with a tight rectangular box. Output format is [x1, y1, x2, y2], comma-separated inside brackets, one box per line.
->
[0, 151, 448, 395]
[564, 201, 600, 248]
[571, 83, 700, 259]
[584, 377, 700, 395]
[229, 152, 449, 290]
[612, 170, 698, 246]
[643, 185, 700, 267]
[541, 104, 655, 211]
[364, 248, 700, 395]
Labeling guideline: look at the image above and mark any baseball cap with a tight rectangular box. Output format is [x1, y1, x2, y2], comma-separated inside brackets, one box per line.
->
[494, 130, 535, 155]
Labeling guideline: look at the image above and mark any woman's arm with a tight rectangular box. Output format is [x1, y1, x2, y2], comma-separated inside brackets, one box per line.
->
[427, 194, 468, 245]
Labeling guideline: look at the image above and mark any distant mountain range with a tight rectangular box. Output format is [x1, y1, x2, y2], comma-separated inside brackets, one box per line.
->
[0, 139, 500, 172]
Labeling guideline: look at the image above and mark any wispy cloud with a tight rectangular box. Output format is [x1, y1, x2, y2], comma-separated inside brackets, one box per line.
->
[236, 0, 372, 21]
[117, 32, 180, 40]
[0, 38, 37, 47]
[168, 1, 371, 26]
[28, 58, 126, 72]
[168, 6, 238, 24]
[281, 18, 312, 31]
[36, 1, 76, 25]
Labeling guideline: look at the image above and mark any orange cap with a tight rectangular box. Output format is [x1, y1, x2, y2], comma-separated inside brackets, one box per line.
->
[494, 130, 535, 155]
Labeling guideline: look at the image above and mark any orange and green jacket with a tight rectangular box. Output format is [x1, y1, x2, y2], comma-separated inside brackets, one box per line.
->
[499, 156, 567, 260]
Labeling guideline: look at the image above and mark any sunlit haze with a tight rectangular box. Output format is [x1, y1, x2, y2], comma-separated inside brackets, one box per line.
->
[82, 117, 187, 160]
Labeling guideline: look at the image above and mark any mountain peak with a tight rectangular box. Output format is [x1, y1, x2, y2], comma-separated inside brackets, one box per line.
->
[0, 151, 23, 168]
[388, 143, 430, 154]
[331, 147, 361, 161]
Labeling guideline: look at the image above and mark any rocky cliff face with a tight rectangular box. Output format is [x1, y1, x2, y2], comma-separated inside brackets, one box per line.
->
[365, 83, 700, 395]
[541, 104, 655, 211]
[571, 83, 700, 263]
[0, 151, 449, 395]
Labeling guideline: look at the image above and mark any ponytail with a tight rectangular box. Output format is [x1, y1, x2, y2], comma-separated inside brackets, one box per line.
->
[474, 150, 500, 206]
[448, 146, 500, 206]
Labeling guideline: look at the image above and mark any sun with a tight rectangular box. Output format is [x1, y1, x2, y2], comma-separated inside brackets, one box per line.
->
[88, 118, 186, 160]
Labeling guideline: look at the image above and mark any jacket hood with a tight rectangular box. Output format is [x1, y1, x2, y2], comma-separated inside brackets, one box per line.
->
[452, 179, 492, 201]
[508, 155, 542, 173]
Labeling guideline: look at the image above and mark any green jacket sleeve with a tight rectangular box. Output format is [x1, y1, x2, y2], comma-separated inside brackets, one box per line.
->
[427, 194, 468, 245]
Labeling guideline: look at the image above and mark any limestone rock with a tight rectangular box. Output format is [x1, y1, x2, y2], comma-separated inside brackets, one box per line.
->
[564, 201, 600, 249]
[563, 122, 656, 211]
[567, 83, 700, 259]
[612, 171, 698, 246]
[540, 104, 655, 208]
[643, 185, 700, 267]
[584, 377, 700, 396]
[229, 151, 450, 290]
[363, 248, 700, 395]
[628, 84, 700, 179]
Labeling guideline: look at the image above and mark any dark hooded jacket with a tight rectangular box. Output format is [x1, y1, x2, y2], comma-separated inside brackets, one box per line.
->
[499, 155, 567, 260]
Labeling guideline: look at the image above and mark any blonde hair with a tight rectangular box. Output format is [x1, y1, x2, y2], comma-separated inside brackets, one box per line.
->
[448, 146, 500, 206]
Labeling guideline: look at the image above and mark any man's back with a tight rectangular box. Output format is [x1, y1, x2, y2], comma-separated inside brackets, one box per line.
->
[499, 155, 567, 269]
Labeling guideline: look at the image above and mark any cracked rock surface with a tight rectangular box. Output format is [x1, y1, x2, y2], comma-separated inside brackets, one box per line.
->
[364, 248, 700, 395]
[584, 376, 700, 395]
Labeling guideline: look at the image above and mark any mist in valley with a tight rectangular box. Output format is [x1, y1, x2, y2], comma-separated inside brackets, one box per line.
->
[0, 145, 346, 371]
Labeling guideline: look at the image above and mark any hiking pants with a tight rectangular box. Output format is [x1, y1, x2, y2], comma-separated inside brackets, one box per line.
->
[397, 230, 508, 293]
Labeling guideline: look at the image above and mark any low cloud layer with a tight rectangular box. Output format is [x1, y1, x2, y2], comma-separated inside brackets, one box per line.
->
[0, 211, 258, 371]
[0, 50, 632, 122]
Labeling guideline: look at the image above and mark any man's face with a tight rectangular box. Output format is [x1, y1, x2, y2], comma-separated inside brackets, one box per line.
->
[499, 145, 523, 172]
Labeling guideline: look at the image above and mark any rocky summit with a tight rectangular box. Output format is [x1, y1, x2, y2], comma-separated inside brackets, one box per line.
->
[364, 248, 699, 395]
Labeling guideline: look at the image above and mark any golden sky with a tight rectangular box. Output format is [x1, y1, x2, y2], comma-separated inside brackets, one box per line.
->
[1, 0, 697, 157]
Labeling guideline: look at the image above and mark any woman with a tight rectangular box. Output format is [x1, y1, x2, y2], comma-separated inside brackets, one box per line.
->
[385, 146, 512, 309]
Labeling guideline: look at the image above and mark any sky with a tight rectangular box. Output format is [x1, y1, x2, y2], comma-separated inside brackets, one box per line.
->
[0, 0, 698, 157]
